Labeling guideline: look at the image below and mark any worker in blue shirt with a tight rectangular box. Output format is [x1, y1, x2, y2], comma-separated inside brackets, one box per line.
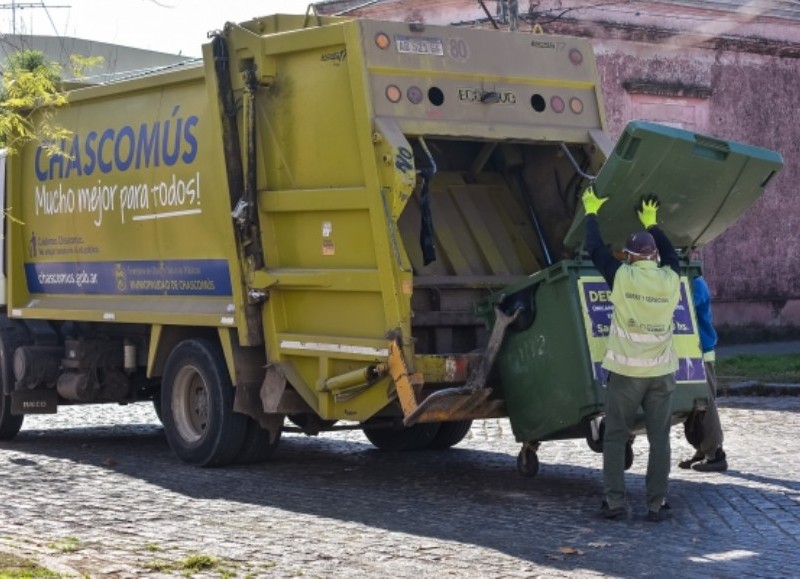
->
[678, 275, 728, 472]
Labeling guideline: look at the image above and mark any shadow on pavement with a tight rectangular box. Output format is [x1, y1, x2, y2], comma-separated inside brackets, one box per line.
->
[2, 422, 798, 577]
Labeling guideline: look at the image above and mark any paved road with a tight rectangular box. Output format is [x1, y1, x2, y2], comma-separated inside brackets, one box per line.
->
[1, 396, 799, 578]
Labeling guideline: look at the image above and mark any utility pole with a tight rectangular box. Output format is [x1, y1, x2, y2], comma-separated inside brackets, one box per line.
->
[0, 1, 69, 35]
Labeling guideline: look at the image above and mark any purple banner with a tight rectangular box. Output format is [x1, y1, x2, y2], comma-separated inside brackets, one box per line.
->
[582, 279, 694, 337]
[677, 357, 706, 382]
[593, 358, 706, 382]
[583, 281, 614, 338]
[672, 283, 694, 335]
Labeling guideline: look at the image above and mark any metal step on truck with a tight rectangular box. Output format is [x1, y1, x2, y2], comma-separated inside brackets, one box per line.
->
[0, 13, 783, 472]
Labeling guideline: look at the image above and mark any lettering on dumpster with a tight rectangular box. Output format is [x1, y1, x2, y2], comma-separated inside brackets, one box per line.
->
[579, 277, 703, 383]
[583, 282, 614, 337]
[582, 280, 694, 337]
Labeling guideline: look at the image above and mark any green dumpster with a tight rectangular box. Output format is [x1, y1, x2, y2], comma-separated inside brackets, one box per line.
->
[474, 261, 708, 444]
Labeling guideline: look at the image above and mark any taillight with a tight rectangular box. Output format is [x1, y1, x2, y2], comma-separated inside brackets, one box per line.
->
[386, 85, 402, 103]
[569, 48, 583, 65]
[407, 86, 423, 105]
[375, 32, 391, 50]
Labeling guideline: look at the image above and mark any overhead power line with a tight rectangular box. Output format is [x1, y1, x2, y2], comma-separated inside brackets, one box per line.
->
[0, 1, 69, 35]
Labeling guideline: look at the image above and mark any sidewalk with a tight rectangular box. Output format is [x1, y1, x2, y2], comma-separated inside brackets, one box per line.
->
[716, 340, 800, 359]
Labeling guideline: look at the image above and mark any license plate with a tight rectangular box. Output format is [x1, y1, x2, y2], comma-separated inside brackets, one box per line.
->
[395, 35, 444, 56]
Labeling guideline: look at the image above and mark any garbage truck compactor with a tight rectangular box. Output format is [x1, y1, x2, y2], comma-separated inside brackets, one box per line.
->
[0, 14, 783, 470]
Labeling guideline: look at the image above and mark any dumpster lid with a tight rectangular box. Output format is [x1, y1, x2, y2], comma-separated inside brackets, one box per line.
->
[563, 121, 784, 251]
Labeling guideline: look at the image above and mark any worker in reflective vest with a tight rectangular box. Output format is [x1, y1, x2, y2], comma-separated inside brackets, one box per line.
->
[582, 189, 681, 523]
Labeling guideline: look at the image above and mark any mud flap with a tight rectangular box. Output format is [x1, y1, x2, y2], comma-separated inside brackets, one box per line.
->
[11, 390, 58, 414]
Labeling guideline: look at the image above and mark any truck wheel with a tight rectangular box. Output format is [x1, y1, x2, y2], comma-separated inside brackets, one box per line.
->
[0, 392, 23, 440]
[235, 418, 282, 464]
[427, 420, 472, 449]
[363, 422, 440, 451]
[161, 339, 248, 466]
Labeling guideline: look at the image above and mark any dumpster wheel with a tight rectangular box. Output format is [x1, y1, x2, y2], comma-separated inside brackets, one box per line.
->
[586, 419, 635, 470]
[586, 417, 605, 453]
[516, 442, 541, 477]
[624, 438, 634, 471]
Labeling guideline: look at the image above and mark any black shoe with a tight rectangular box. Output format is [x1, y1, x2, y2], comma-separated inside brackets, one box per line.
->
[646, 503, 671, 522]
[692, 449, 728, 472]
[599, 500, 626, 520]
[678, 450, 704, 469]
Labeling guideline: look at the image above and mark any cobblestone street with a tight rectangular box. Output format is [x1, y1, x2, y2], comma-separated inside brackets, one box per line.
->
[1, 395, 798, 577]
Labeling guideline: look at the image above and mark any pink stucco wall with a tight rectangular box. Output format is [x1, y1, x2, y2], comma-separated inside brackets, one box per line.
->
[592, 42, 799, 330]
[323, 0, 800, 333]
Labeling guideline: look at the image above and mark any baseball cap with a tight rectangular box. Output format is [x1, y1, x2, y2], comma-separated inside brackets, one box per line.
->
[624, 231, 657, 257]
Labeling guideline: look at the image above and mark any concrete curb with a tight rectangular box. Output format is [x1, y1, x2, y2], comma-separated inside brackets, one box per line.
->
[722, 381, 800, 396]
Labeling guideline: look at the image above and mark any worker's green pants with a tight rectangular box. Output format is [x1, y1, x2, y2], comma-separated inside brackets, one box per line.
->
[603, 372, 676, 513]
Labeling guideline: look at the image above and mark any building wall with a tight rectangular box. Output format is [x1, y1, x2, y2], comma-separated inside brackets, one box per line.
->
[592, 42, 799, 331]
[321, 0, 800, 335]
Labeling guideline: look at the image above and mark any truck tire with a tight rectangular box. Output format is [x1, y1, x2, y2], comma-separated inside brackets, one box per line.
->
[161, 339, 248, 467]
[0, 393, 23, 440]
[235, 418, 281, 464]
[427, 420, 472, 449]
[363, 422, 440, 451]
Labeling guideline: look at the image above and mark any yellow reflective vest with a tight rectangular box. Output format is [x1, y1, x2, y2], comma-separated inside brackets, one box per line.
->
[602, 260, 681, 377]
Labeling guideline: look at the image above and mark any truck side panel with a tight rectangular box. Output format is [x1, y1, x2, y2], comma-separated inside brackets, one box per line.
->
[8, 68, 245, 330]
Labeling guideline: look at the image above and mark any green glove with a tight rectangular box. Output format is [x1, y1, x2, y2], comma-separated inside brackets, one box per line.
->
[637, 195, 660, 229]
[582, 185, 608, 216]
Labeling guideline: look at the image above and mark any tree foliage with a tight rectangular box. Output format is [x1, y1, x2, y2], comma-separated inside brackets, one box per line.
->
[0, 49, 69, 153]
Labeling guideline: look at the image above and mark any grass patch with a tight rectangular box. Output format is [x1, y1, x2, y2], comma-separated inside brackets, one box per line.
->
[143, 559, 175, 573]
[717, 354, 800, 384]
[145, 553, 237, 576]
[48, 536, 81, 554]
[181, 553, 218, 572]
[0, 552, 59, 578]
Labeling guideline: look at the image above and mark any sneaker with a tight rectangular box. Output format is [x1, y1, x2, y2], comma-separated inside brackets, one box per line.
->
[692, 449, 728, 472]
[646, 503, 671, 523]
[678, 450, 704, 469]
[599, 500, 626, 520]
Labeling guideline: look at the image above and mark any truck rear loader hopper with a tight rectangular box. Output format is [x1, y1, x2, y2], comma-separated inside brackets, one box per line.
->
[0, 14, 782, 472]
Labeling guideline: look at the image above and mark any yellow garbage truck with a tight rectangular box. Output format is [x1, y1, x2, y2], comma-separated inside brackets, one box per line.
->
[0, 14, 782, 469]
